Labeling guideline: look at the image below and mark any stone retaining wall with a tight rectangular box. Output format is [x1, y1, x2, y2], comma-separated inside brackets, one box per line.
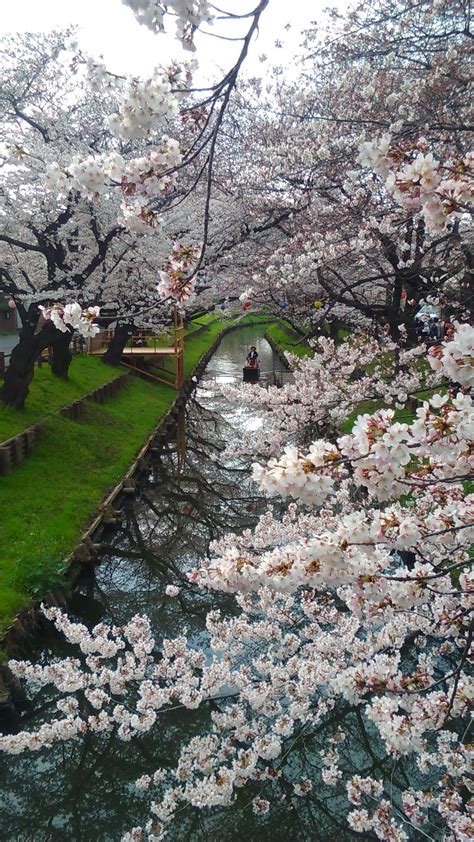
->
[60, 372, 130, 420]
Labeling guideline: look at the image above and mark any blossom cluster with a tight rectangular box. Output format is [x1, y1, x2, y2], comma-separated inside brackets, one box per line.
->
[45, 139, 182, 233]
[38, 302, 101, 338]
[358, 135, 474, 232]
[110, 71, 189, 140]
[85, 57, 191, 140]
[122, 0, 213, 50]
[428, 321, 474, 388]
[157, 241, 201, 303]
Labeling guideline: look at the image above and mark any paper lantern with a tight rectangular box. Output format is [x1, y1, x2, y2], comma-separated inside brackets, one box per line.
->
[220, 303, 226, 310]
[8, 300, 16, 309]
[313, 300, 322, 309]
[239, 288, 253, 303]
[278, 300, 288, 309]
[242, 300, 252, 311]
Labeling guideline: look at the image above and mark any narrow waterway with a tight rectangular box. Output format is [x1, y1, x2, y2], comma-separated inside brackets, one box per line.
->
[0, 328, 390, 841]
[0, 333, 19, 358]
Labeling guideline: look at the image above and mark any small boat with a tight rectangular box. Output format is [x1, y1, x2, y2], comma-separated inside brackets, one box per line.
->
[243, 363, 260, 383]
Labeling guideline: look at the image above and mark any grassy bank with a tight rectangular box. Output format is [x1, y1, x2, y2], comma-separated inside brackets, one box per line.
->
[265, 321, 312, 358]
[0, 356, 124, 442]
[0, 314, 271, 637]
[0, 378, 174, 635]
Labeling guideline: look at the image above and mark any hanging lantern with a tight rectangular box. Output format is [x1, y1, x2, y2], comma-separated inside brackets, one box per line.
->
[220, 303, 226, 311]
[8, 299, 16, 309]
[313, 300, 322, 309]
[278, 300, 288, 309]
[242, 300, 252, 311]
[239, 287, 253, 305]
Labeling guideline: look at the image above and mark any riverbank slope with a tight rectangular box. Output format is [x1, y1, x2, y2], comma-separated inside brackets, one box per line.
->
[0, 314, 271, 639]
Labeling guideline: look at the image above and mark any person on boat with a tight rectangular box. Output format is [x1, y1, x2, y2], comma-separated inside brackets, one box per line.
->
[246, 346, 259, 368]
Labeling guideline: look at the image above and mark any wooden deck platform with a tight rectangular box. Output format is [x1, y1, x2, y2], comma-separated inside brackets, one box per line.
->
[87, 310, 185, 388]
[89, 346, 176, 357]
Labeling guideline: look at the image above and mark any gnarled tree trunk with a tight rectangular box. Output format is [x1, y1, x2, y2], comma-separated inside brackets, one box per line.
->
[102, 323, 134, 366]
[0, 312, 72, 409]
[50, 330, 73, 378]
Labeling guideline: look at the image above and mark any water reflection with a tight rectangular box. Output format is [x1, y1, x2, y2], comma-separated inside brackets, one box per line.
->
[93, 391, 266, 630]
[0, 329, 403, 841]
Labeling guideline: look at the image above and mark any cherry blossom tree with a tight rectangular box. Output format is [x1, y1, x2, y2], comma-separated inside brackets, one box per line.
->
[0, 31, 216, 402]
[0, 3, 281, 405]
[214, 0, 473, 338]
[0, 30, 138, 405]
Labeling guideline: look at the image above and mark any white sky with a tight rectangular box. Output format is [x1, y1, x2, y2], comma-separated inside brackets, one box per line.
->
[0, 0, 331, 82]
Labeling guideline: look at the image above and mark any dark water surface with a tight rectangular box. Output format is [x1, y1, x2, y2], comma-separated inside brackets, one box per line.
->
[0, 329, 390, 841]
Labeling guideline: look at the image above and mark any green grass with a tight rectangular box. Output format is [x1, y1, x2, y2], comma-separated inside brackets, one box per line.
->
[338, 399, 420, 435]
[338, 379, 447, 434]
[337, 340, 442, 436]
[0, 314, 280, 636]
[265, 319, 351, 357]
[265, 321, 313, 358]
[0, 377, 177, 635]
[0, 356, 123, 442]
[339, 399, 382, 434]
[187, 312, 219, 328]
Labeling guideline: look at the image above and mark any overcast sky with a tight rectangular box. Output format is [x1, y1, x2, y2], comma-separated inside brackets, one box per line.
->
[0, 0, 331, 82]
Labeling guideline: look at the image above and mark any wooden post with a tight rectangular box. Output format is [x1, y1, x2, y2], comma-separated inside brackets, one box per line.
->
[173, 307, 184, 389]
[0, 446, 12, 475]
[176, 404, 186, 469]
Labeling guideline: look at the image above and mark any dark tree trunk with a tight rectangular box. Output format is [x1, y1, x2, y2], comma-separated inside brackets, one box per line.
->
[329, 319, 340, 341]
[0, 312, 71, 409]
[0, 306, 40, 409]
[387, 275, 403, 342]
[402, 300, 420, 347]
[102, 323, 134, 366]
[50, 329, 73, 378]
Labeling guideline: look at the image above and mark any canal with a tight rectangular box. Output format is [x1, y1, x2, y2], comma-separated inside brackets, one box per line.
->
[0, 327, 389, 841]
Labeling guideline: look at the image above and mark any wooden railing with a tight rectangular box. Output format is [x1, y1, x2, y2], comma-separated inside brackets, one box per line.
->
[0, 316, 186, 389]
[173, 309, 185, 389]
[86, 312, 185, 389]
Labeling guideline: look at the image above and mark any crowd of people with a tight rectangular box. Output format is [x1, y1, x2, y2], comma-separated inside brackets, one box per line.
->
[414, 314, 444, 342]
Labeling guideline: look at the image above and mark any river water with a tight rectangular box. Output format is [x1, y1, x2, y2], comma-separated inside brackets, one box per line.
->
[0, 334, 19, 358]
[0, 327, 403, 841]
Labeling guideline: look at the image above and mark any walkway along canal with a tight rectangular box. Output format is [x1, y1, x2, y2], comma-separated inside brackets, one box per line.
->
[0, 327, 413, 841]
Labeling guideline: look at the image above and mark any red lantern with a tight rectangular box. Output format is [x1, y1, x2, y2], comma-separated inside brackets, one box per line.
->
[242, 300, 251, 311]
[8, 299, 16, 309]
